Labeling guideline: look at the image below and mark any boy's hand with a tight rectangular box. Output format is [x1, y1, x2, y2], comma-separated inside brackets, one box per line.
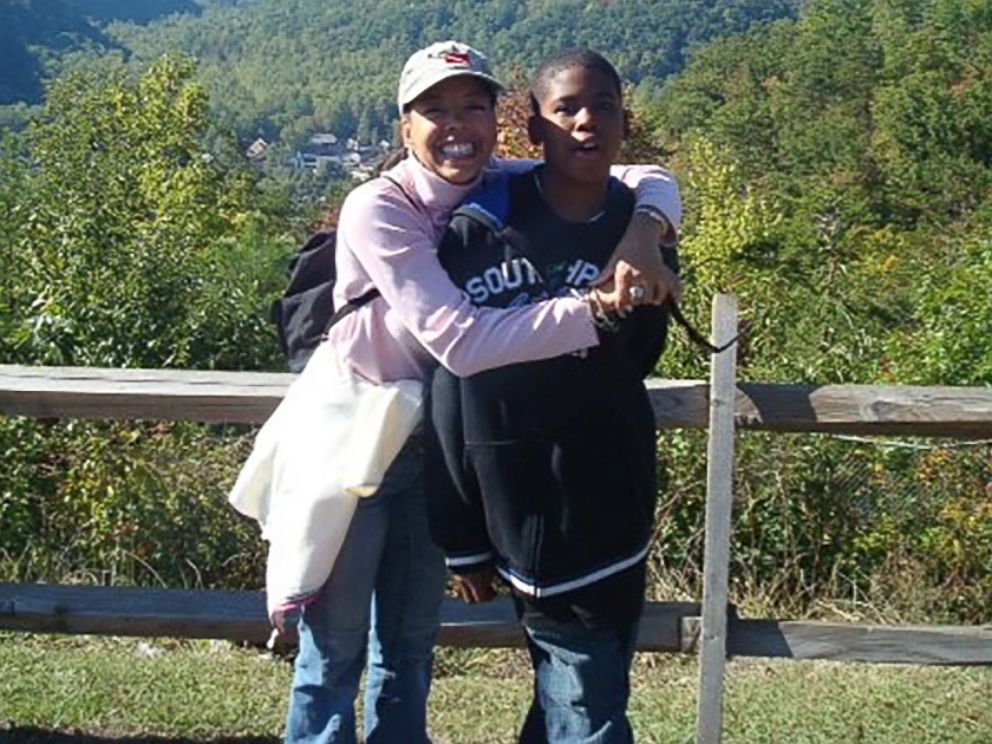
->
[601, 209, 682, 310]
[268, 607, 300, 649]
[452, 568, 496, 604]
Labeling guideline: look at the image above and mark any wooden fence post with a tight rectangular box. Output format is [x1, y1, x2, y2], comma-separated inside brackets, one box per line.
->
[695, 294, 739, 744]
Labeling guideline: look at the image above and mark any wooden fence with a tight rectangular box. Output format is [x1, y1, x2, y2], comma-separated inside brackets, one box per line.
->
[2, 295, 992, 742]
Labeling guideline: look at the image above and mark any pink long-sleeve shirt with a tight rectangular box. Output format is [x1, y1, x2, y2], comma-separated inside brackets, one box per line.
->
[327, 155, 682, 384]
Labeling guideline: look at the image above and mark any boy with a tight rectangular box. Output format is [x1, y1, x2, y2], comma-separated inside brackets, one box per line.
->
[426, 49, 676, 743]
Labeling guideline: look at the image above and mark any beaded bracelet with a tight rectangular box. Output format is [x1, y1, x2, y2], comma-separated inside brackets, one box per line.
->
[575, 287, 620, 334]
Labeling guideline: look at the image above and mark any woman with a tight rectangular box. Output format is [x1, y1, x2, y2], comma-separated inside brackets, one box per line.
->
[283, 40, 681, 744]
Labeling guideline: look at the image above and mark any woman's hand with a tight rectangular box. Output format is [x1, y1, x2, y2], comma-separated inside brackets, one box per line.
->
[452, 568, 496, 604]
[600, 209, 682, 311]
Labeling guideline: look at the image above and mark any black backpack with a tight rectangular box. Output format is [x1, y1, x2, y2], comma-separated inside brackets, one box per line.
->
[271, 174, 420, 372]
[269, 230, 379, 373]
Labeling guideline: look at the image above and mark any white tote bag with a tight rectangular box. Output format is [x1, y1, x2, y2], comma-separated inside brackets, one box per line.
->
[228, 340, 423, 619]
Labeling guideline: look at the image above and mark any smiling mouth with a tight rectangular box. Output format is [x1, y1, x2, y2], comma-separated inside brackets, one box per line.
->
[440, 142, 476, 160]
[574, 141, 602, 155]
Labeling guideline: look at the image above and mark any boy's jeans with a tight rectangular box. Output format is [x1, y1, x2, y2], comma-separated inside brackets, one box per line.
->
[284, 441, 446, 744]
[518, 616, 639, 744]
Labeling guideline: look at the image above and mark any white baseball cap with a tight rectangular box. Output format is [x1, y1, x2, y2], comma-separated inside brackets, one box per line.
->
[397, 40, 505, 114]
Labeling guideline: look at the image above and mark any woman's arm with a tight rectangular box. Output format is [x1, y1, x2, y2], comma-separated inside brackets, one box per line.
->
[337, 180, 600, 377]
[605, 164, 683, 307]
[610, 164, 682, 238]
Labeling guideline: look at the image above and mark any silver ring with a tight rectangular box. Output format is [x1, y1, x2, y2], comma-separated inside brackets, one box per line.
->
[628, 286, 647, 301]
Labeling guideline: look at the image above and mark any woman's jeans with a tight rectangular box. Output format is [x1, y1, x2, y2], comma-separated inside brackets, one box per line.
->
[284, 440, 446, 744]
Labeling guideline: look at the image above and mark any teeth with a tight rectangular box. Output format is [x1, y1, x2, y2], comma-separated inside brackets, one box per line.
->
[441, 143, 475, 158]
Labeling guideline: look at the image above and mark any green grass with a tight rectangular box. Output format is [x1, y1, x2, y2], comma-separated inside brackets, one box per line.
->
[1, 633, 990, 743]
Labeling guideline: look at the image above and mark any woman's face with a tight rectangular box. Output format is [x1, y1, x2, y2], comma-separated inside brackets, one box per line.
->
[401, 76, 497, 184]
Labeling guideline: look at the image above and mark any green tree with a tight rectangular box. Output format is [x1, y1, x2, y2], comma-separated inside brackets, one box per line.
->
[4, 56, 291, 370]
[888, 209, 992, 385]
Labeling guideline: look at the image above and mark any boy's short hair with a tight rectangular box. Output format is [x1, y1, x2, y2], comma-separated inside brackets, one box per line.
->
[529, 48, 623, 113]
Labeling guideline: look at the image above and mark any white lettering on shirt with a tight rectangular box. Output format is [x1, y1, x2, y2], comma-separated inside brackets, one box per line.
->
[567, 259, 601, 287]
[463, 257, 544, 304]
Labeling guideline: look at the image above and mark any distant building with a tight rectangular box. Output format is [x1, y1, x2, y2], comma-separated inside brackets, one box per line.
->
[293, 151, 341, 174]
[309, 133, 338, 147]
[281, 131, 392, 180]
[245, 137, 268, 165]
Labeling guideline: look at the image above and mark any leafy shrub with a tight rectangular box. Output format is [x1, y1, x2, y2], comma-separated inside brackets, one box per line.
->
[651, 430, 992, 622]
[0, 418, 265, 588]
[0, 56, 293, 371]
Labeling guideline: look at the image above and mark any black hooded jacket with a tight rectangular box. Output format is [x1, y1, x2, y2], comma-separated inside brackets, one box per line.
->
[425, 169, 671, 618]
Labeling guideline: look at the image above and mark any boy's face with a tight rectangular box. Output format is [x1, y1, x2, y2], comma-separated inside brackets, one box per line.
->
[528, 65, 627, 185]
[401, 76, 497, 185]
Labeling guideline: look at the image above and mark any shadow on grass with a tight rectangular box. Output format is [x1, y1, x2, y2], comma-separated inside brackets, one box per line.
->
[0, 729, 279, 744]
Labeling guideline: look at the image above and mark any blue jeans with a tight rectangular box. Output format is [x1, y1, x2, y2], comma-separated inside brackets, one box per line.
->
[518, 616, 639, 744]
[284, 440, 446, 744]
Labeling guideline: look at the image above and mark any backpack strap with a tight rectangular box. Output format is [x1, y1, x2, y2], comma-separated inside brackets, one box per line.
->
[324, 286, 382, 329]
[451, 171, 512, 230]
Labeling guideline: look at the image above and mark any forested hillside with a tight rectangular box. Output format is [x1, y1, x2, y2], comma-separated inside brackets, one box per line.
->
[646, 0, 992, 388]
[0, 0, 199, 104]
[114, 0, 798, 142]
[2, 0, 799, 141]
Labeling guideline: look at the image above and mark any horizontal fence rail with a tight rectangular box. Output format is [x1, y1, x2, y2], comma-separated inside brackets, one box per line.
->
[3, 364, 992, 437]
[680, 615, 992, 666]
[2, 363, 992, 669]
[2, 583, 989, 665]
[0, 583, 698, 652]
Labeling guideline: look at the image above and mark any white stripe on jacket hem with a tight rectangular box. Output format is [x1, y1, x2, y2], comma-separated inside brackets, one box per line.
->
[446, 551, 494, 568]
[494, 542, 651, 599]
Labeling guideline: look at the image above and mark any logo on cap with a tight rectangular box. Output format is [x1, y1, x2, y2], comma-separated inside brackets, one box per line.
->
[441, 52, 472, 67]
